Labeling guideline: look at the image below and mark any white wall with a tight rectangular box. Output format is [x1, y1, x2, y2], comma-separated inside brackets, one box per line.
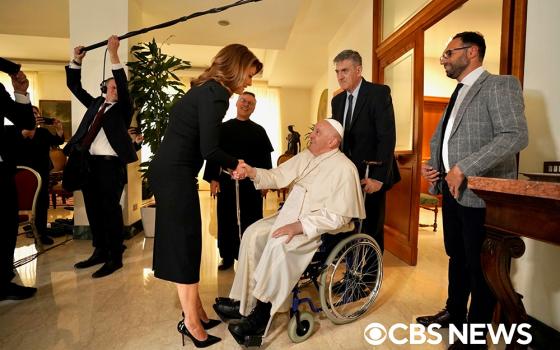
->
[310, 70, 328, 122]
[278, 87, 311, 153]
[36, 71, 70, 101]
[68, 0, 142, 227]
[513, 0, 560, 331]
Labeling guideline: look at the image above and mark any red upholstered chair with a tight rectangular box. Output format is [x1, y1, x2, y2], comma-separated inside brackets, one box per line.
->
[15, 166, 43, 250]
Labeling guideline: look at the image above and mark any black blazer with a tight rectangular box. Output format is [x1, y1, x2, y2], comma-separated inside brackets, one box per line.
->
[1, 83, 35, 171]
[332, 78, 400, 190]
[150, 80, 238, 179]
[63, 66, 137, 165]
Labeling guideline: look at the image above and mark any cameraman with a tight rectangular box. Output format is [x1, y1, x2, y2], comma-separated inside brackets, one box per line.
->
[0, 57, 37, 301]
[9, 106, 64, 245]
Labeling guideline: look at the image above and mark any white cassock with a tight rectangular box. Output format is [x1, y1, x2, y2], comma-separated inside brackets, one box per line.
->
[229, 148, 365, 329]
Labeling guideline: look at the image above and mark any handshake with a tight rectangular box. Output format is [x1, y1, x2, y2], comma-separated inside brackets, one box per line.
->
[230, 161, 255, 180]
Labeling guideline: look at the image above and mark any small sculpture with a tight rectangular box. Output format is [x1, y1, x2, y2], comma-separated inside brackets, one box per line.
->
[286, 125, 301, 155]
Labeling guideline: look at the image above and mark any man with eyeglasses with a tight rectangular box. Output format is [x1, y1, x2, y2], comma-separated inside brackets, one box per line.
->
[417, 32, 528, 349]
[204, 91, 273, 271]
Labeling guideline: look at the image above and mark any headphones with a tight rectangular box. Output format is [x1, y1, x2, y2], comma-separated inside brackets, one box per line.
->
[100, 47, 110, 94]
[100, 78, 110, 94]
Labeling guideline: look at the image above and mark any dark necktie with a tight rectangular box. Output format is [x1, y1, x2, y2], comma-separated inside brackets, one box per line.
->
[342, 94, 354, 150]
[81, 103, 110, 148]
[344, 94, 354, 133]
[439, 83, 463, 171]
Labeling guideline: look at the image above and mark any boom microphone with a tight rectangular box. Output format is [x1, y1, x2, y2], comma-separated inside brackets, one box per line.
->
[79, 0, 263, 53]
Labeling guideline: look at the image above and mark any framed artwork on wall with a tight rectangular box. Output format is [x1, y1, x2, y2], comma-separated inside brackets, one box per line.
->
[39, 100, 71, 141]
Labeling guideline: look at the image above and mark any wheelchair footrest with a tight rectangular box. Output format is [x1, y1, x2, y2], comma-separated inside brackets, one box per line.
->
[231, 331, 263, 347]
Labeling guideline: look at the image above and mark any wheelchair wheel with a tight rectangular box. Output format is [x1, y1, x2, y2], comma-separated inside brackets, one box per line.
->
[319, 233, 383, 324]
[287, 311, 315, 343]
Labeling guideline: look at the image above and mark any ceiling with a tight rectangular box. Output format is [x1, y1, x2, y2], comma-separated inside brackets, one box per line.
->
[0, 0, 355, 88]
[0, 0, 502, 89]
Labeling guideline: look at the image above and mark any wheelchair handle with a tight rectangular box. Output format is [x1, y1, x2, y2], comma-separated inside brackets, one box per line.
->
[358, 161, 382, 234]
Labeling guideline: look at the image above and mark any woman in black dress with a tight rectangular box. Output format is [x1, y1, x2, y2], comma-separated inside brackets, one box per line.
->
[148, 44, 262, 347]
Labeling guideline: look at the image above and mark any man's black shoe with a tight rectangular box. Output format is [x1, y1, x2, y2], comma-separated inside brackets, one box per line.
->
[416, 309, 465, 328]
[0, 282, 37, 301]
[74, 250, 107, 269]
[40, 235, 54, 245]
[91, 260, 123, 278]
[218, 258, 234, 271]
[213, 299, 242, 320]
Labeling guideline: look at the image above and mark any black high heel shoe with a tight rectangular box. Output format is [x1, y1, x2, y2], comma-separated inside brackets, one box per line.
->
[181, 312, 221, 330]
[178, 320, 221, 348]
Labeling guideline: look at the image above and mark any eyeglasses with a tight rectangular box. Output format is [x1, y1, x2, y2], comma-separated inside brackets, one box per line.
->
[440, 46, 472, 60]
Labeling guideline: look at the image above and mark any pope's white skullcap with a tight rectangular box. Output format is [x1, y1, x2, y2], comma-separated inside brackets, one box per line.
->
[324, 118, 344, 139]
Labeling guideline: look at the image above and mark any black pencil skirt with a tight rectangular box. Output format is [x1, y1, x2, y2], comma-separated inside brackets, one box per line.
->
[150, 167, 202, 284]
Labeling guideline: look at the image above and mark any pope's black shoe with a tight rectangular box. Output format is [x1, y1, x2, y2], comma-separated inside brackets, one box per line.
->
[228, 300, 271, 346]
[416, 308, 466, 328]
[213, 298, 242, 320]
[91, 260, 123, 278]
[74, 249, 107, 269]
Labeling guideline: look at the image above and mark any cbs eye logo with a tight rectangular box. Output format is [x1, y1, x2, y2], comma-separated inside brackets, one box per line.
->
[363, 323, 388, 345]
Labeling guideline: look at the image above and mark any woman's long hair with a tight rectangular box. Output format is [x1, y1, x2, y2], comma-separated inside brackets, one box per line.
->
[191, 44, 263, 94]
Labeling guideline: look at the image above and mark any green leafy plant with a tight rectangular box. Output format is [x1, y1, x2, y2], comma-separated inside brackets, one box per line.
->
[127, 38, 191, 178]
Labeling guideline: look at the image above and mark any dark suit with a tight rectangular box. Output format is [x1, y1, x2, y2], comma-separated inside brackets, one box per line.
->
[64, 66, 137, 264]
[332, 78, 400, 252]
[0, 83, 34, 285]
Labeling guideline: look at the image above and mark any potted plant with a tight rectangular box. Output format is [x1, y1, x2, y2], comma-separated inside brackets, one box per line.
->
[127, 38, 191, 236]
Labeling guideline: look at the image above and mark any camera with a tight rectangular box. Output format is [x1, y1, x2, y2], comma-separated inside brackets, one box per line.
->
[42, 117, 55, 125]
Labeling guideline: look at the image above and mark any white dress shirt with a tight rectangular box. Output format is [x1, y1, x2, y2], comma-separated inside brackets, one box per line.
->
[442, 66, 485, 171]
[69, 61, 122, 156]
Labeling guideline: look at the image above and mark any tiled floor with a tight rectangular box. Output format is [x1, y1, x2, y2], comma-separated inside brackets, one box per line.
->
[0, 194, 504, 349]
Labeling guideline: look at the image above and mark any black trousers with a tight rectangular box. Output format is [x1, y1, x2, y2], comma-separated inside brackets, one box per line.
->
[216, 178, 263, 261]
[81, 156, 126, 262]
[0, 164, 18, 285]
[363, 190, 386, 253]
[442, 181, 495, 324]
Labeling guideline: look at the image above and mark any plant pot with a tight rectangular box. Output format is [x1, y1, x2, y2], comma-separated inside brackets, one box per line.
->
[141, 205, 156, 237]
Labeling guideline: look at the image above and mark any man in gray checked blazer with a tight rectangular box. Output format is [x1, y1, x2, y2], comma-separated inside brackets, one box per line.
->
[417, 32, 528, 349]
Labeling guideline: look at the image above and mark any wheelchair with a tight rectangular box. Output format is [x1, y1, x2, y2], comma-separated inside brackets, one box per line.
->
[286, 228, 383, 343]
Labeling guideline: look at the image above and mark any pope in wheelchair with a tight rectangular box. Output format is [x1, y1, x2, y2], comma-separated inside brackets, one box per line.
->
[214, 119, 382, 346]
